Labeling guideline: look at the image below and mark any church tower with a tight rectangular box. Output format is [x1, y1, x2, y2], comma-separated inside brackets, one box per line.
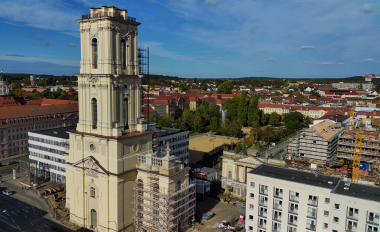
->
[65, 6, 153, 232]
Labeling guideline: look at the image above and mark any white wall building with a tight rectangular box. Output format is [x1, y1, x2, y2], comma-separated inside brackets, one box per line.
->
[246, 164, 380, 232]
[28, 126, 75, 184]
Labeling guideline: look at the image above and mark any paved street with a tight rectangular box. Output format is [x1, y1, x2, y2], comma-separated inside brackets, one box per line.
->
[0, 167, 74, 232]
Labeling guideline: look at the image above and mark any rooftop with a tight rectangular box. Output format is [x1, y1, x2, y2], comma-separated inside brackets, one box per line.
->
[307, 119, 342, 141]
[332, 179, 380, 202]
[30, 126, 76, 139]
[249, 164, 341, 190]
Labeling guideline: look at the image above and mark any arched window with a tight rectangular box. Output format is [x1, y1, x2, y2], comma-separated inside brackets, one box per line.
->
[121, 39, 126, 69]
[92, 38, 98, 69]
[91, 98, 97, 129]
[124, 98, 128, 130]
[90, 187, 95, 197]
[228, 171, 232, 180]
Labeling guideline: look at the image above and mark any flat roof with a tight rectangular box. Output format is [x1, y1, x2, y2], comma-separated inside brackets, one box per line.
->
[30, 126, 76, 139]
[249, 164, 341, 190]
[332, 179, 380, 202]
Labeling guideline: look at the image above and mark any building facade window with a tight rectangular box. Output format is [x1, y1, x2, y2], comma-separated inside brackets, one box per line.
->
[92, 38, 98, 69]
[90, 187, 95, 197]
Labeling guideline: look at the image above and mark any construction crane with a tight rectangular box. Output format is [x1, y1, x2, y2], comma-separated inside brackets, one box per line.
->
[349, 101, 363, 183]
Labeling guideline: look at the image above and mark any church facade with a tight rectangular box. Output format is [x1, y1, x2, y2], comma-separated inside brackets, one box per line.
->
[65, 6, 195, 232]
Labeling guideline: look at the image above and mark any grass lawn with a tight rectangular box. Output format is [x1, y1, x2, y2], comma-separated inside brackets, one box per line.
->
[0, 163, 18, 171]
[189, 132, 200, 137]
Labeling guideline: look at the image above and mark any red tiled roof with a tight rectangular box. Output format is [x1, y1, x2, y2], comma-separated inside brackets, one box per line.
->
[141, 106, 156, 114]
[0, 103, 78, 120]
[23, 99, 77, 106]
[0, 96, 18, 106]
[318, 114, 349, 122]
[203, 97, 216, 102]
[259, 103, 350, 112]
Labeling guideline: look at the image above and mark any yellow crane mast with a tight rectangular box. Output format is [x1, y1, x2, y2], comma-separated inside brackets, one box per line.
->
[349, 101, 364, 183]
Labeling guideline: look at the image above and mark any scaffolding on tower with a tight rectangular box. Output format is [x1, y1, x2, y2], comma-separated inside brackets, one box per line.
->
[138, 45, 150, 121]
[133, 153, 196, 232]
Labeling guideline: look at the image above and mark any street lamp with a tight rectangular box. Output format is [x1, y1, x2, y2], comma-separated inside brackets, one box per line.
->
[108, 220, 118, 231]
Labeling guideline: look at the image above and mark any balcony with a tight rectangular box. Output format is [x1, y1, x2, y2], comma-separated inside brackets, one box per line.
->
[308, 200, 317, 206]
[274, 204, 282, 210]
[273, 214, 281, 221]
[260, 189, 268, 195]
[289, 208, 298, 214]
[307, 212, 317, 219]
[290, 196, 299, 202]
[306, 223, 316, 231]
[289, 219, 297, 225]
[368, 216, 380, 225]
[346, 227, 358, 232]
[258, 222, 267, 229]
[259, 211, 267, 217]
[347, 212, 359, 220]
[272, 226, 281, 232]
[274, 192, 283, 198]
[259, 201, 268, 207]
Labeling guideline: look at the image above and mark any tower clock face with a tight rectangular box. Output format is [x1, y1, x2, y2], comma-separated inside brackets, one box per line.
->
[89, 142, 96, 152]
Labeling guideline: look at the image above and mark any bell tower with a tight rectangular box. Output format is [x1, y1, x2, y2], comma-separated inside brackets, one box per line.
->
[76, 6, 142, 137]
[66, 6, 153, 232]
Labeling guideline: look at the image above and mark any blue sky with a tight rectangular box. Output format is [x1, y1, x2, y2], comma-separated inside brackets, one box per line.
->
[0, 0, 379, 79]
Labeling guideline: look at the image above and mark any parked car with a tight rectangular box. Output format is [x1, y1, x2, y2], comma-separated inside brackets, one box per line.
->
[2, 190, 12, 195]
[7, 161, 18, 165]
[219, 220, 235, 230]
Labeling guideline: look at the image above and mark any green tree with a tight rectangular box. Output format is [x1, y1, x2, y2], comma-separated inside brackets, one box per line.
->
[192, 113, 204, 132]
[250, 127, 263, 142]
[248, 94, 260, 127]
[237, 91, 249, 126]
[359, 83, 363, 90]
[260, 112, 269, 126]
[268, 112, 281, 126]
[309, 90, 321, 98]
[210, 117, 220, 132]
[174, 117, 188, 130]
[178, 83, 189, 91]
[32, 92, 41, 99]
[22, 78, 31, 86]
[32, 89, 37, 93]
[157, 113, 172, 127]
[223, 97, 239, 120]
[217, 95, 221, 100]
[228, 119, 242, 137]
[283, 110, 304, 133]
[216, 81, 234, 94]
[304, 116, 313, 126]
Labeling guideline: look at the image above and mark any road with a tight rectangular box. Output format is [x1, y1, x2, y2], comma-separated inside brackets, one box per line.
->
[0, 167, 74, 232]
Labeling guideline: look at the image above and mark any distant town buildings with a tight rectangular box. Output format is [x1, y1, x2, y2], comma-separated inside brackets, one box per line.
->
[332, 82, 373, 90]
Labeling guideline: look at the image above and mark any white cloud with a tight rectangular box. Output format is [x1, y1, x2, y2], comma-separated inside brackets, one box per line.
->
[338, 63, 345, 65]
[40, 42, 55, 47]
[141, 41, 192, 61]
[364, 58, 374, 61]
[28, 35, 46, 40]
[69, 43, 77, 47]
[269, 58, 277, 62]
[204, 0, 218, 6]
[198, 57, 209, 60]
[0, 54, 78, 66]
[215, 57, 223, 60]
[304, 61, 309, 63]
[0, 0, 79, 34]
[360, 4, 377, 13]
[299, 46, 315, 50]
[314, 62, 332, 66]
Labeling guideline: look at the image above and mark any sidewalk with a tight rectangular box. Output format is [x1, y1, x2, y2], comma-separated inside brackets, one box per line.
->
[4, 176, 77, 231]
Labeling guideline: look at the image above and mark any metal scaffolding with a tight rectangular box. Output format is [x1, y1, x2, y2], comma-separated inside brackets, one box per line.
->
[133, 165, 196, 232]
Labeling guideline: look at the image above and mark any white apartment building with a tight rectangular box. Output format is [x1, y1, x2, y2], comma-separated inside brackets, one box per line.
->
[246, 164, 380, 232]
[28, 126, 75, 184]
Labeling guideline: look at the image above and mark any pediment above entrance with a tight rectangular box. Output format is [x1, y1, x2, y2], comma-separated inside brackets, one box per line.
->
[72, 156, 108, 177]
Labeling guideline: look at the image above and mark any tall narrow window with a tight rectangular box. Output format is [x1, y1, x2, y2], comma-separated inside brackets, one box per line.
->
[124, 98, 128, 129]
[121, 39, 126, 69]
[92, 38, 98, 69]
[90, 187, 95, 197]
[92, 98, 97, 129]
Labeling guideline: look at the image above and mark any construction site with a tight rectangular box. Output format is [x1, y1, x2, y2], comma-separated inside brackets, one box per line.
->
[133, 147, 196, 232]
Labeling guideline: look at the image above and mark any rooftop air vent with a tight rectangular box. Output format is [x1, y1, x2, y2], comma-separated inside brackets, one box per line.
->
[344, 187, 350, 190]
[328, 181, 333, 185]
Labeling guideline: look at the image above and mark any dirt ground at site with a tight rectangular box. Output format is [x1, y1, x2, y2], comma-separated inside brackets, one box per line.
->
[189, 135, 238, 163]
